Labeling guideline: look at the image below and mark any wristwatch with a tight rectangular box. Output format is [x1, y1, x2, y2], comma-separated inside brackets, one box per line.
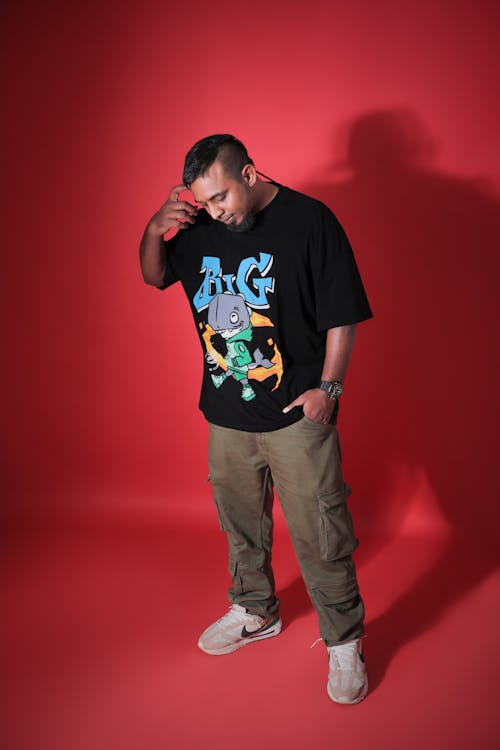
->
[319, 380, 344, 400]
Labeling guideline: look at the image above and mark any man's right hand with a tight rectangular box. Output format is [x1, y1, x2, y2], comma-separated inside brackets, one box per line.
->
[148, 184, 199, 235]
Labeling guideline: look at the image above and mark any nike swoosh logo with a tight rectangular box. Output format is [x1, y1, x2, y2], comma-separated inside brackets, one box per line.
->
[241, 617, 279, 639]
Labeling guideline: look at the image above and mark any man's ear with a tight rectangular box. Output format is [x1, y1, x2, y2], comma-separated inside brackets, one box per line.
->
[241, 164, 257, 188]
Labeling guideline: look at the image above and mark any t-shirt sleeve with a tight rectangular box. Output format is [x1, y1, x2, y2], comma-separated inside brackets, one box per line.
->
[156, 209, 210, 290]
[310, 205, 373, 331]
[156, 234, 181, 290]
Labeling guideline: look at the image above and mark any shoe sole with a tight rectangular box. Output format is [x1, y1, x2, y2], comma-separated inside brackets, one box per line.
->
[198, 618, 282, 655]
[327, 677, 368, 705]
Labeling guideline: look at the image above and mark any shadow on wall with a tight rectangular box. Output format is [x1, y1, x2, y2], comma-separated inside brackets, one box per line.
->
[300, 108, 500, 684]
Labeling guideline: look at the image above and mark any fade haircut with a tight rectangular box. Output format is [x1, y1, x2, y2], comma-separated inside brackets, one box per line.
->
[183, 134, 254, 188]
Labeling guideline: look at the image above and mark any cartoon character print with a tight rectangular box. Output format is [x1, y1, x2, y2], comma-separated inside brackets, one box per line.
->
[201, 292, 282, 402]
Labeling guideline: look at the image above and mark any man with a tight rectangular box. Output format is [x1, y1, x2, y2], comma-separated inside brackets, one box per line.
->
[140, 134, 372, 704]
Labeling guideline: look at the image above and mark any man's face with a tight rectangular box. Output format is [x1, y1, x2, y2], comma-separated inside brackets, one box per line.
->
[189, 160, 255, 232]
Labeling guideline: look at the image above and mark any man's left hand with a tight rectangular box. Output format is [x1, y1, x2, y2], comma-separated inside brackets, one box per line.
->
[282, 388, 335, 424]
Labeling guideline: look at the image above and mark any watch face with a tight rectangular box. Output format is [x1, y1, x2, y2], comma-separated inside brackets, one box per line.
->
[330, 382, 343, 398]
[321, 381, 343, 399]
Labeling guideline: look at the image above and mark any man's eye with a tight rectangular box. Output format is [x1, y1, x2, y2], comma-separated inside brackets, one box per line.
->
[217, 194, 226, 202]
[230, 312, 239, 324]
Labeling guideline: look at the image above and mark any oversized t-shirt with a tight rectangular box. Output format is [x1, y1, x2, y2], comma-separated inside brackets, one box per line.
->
[159, 184, 372, 432]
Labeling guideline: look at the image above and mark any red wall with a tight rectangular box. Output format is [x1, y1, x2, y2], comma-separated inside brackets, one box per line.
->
[3, 0, 499, 537]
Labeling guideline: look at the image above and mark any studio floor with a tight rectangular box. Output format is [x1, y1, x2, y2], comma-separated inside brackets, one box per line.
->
[1, 491, 499, 750]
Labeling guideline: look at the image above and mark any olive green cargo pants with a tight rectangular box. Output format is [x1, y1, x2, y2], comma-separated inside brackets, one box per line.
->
[208, 417, 365, 646]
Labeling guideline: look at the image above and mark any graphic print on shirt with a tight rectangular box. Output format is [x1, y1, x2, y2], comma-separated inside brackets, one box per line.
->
[193, 253, 283, 402]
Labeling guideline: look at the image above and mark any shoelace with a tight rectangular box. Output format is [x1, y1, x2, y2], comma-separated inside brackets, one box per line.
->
[311, 637, 360, 669]
[329, 641, 358, 670]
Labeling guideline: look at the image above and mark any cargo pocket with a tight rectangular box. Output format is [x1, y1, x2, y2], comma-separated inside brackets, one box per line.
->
[230, 560, 244, 595]
[317, 485, 358, 561]
[209, 479, 228, 532]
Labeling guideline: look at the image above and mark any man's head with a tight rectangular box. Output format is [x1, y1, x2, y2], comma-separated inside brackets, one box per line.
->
[183, 134, 258, 232]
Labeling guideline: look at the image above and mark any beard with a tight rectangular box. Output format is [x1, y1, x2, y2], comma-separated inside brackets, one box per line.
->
[225, 212, 256, 233]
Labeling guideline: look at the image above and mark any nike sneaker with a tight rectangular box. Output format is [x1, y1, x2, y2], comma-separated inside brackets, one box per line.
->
[327, 639, 368, 704]
[197, 603, 282, 655]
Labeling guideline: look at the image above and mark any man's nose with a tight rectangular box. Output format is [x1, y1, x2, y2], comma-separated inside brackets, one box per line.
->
[208, 204, 224, 219]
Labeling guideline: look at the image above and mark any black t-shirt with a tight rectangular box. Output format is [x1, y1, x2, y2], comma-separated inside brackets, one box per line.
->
[159, 184, 372, 432]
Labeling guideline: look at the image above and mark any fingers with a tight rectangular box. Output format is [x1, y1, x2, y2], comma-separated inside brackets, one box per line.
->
[282, 389, 332, 420]
[169, 204, 197, 220]
[172, 200, 198, 215]
[282, 395, 304, 413]
[169, 183, 187, 201]
[150, 187, 199, 235]
[165, 201, 198, 231]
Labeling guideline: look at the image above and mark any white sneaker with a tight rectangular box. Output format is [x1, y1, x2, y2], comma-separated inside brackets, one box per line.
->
[327, 639, 368, 704]
[197, 604, 282, 655]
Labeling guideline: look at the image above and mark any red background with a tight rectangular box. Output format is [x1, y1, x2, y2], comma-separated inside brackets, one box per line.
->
[2, 1, 500, 749]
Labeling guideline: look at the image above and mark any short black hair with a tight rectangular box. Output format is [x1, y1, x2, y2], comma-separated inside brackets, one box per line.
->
[183, 134, 254, 188]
